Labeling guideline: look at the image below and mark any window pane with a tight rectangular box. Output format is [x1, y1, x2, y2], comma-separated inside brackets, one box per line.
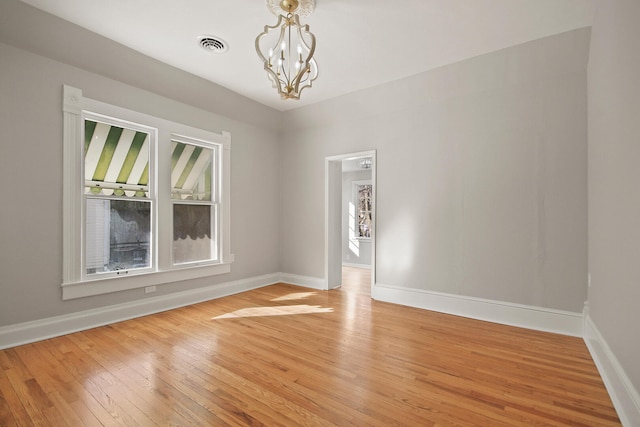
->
[85, 199, 151, 274]
[84, 119, 150, 198]
[173, 204, 212, 264]
[358, 184, 372, 238]
[171, 141, 213, 201]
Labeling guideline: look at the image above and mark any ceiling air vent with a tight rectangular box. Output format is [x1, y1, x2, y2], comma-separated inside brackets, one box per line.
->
[198, 35, 228, 53]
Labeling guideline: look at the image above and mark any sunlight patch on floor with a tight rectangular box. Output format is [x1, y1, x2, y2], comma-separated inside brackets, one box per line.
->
[271, 292, 317, 302]
[212, 305, 333, 319]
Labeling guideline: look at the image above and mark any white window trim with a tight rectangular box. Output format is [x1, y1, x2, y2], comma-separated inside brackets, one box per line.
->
[62, 85, 232, 300]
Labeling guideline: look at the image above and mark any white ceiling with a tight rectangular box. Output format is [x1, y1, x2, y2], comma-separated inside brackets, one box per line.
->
[20, 0, 594, 112]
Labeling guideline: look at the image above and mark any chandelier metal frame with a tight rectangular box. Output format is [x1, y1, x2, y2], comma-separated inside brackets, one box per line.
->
[255, 0, 318, 100]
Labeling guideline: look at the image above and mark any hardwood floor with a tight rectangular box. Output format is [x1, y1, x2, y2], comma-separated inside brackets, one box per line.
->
[340, 265, 372, 296]
[0, 268, 619, 426]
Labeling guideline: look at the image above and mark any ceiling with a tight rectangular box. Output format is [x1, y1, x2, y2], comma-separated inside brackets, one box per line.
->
[20, 0, 594, 112]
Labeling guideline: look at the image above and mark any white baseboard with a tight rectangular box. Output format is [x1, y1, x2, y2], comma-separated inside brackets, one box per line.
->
[584, 314, 640, 426]
[0, 273, 280, 350]
[279, 272, 326, 290]
[373, 283, 584, 337]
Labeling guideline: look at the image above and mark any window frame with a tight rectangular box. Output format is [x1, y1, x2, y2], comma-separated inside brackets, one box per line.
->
[82, 113, 157, 280]
[352, 180, 373, 240]
[62, 85, 232, 300]
[170, 134, 219, 267]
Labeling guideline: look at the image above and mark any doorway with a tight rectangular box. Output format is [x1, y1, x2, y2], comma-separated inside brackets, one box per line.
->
[325, 150, 376, 295]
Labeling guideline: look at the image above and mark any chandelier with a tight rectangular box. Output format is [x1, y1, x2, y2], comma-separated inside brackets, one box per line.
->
[359, 158, 372, 169]
[255, 0, 318, 100]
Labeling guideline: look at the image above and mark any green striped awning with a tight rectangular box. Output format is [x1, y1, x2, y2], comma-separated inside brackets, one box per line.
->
[84, 120, 214, 200]
[84, 120, 149, 198]
[170, 140, 212, 201]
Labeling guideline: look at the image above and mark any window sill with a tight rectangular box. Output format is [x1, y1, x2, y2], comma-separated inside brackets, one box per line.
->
[62, 262, 232, 300]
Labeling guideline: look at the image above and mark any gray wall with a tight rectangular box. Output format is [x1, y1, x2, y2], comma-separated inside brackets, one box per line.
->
[0, 2, 281, 325]
[281, 28, 590, 313]
[342, 170, 372, 267]
[588, 0, 640, 397]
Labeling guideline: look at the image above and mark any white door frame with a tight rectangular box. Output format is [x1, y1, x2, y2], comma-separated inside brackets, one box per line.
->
[325, 150, 376, 293]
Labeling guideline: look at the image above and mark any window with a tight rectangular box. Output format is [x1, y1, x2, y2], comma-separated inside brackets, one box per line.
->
[84, 116, 154, 276]
[356, 183, 372, 239]
[63, 85, 232, 299]
[170, 138, 217, 265]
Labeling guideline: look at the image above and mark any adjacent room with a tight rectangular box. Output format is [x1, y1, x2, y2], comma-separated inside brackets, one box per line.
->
[0, 0, 638, 425]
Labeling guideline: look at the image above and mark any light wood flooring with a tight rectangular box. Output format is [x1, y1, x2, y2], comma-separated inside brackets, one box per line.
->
[0, 267, 620, 426]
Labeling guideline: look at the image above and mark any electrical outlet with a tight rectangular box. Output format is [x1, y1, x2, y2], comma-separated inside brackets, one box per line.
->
[145, 285, 157, 293]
